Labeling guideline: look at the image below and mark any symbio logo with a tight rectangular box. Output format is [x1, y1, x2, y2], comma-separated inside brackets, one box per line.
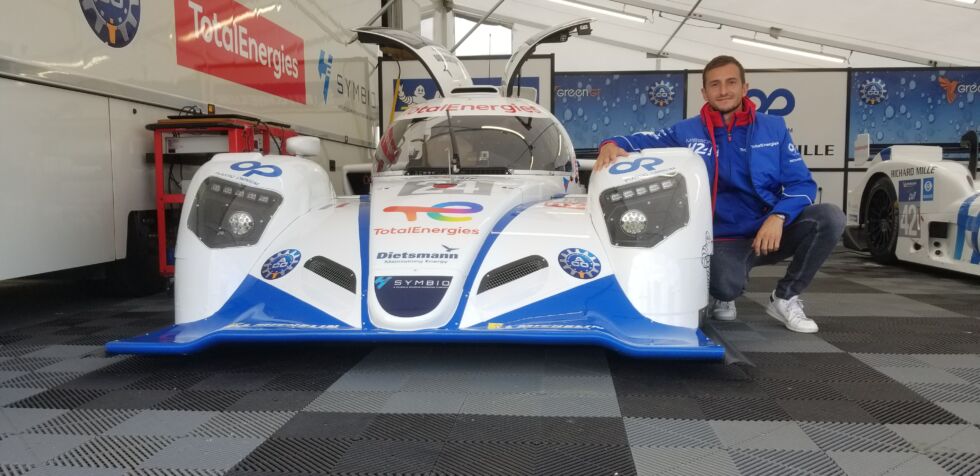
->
[748, 88, 795, 116]
[318, 50, 333, 103]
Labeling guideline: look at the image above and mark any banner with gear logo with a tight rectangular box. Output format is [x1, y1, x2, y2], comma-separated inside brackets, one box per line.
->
[554, 71, 685, 151]
[847, 69, 980, 158]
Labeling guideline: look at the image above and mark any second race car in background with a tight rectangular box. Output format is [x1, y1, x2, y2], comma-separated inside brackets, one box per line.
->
[844, 131, 980, 276]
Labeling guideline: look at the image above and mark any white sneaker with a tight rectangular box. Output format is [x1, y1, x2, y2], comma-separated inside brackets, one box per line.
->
[710, 298, 737, 321]
[766, 291, 818, 333]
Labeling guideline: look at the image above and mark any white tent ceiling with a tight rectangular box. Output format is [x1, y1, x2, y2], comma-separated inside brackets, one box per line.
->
[445, 0, 980, 70]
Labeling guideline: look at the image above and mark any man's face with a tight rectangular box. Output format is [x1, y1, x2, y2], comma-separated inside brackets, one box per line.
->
[701, 63, 748, 114]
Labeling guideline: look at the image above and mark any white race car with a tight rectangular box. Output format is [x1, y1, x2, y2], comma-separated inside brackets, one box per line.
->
[844, 132, 980, 275]
[107, 20, 723, 359]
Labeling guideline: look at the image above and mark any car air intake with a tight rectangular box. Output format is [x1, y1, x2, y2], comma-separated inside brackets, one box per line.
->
[304, 256, 356, 293]
[478, 255, 548, 294]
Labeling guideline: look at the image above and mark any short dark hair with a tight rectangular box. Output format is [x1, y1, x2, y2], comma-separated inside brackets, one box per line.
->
[702, 55, 745, 86]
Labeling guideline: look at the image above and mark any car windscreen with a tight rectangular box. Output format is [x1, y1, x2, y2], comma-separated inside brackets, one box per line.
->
[375, 114, 573, 174]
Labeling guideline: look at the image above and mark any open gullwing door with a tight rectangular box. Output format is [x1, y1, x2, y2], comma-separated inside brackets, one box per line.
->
[501, 18, 592, 98]
[353, 27, 473, 96]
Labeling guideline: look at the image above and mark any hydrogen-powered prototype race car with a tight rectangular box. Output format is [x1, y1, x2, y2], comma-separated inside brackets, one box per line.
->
[844, 131, 980, 276]
[107, 20, 723, 359]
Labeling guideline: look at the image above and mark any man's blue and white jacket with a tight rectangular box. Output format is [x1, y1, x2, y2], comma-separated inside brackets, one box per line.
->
[601, 99, 817, 238]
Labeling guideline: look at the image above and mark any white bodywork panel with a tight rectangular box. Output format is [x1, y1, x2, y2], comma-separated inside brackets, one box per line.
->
[175, 153, 334, 323]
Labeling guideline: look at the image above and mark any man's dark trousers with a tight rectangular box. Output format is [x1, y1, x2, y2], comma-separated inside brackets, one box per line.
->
[710, 203, 846, 301]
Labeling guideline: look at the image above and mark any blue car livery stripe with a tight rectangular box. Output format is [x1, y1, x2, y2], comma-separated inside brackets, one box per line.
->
[953, 193, 980, 263]
[105, 274, 723, 359]
[359, 199, 374, 329]
[445, 202, 534, 330]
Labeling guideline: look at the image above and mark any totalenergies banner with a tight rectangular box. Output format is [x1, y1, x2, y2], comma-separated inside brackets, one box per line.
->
[174, 0, 306, 103]
[847, 69, 980, 157]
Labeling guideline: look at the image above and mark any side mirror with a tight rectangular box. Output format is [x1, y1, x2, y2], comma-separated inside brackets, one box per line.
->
[286, 136, 320, 157]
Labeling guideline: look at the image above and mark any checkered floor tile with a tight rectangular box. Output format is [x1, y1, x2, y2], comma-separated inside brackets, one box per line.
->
[0, 249, 978, 475]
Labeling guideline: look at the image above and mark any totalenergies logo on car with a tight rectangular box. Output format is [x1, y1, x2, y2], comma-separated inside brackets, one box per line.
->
[383, 202, 484, 222]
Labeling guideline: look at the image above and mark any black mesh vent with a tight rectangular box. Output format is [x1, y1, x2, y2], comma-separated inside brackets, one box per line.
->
[477, 255, 548, 294]
[304, 256, 356, 293]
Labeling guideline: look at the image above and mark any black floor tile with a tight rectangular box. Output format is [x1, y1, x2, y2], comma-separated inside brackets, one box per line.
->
[259, 372, 347, 391]
[828, 381, 929, 402]
[618, 394, 706, 419]
[901, 293, 980, 317]
[332, 439, 443, 474]
[4, 388, 108, 409]
[273, 412, 377, 439]
[231, 437, 352, 474]
[855, 400, 969, 424]
[746, 275, 884, 294]
[758, 379, 848, 401]
[56, 372, 143, 390]
[449, 415, 629, 446]
[360, 413, 457, 442]
[78, 389, 181, 410]
[432, 441, 536, 475]
[684, 378, 769, 399]
[225, 390, 321, 412]
[151, 390, 248, 411]
[698, 397, 792, 421]
[776, 399, 879, 423]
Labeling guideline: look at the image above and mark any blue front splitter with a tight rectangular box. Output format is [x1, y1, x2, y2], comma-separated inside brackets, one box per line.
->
[107, 275, 724, 360]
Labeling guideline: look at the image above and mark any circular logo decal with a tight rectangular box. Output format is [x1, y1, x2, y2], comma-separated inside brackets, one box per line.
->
[79, 0, 141, 48]
[923, 180, 933, 193]
[647, 80, 676, 107]
[859, 78, 888, 106]
[558, 248, 601, 280]
[261, 249, 302, 280]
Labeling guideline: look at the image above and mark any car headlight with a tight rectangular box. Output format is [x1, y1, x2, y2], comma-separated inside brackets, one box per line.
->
[620, 209, 647, 235]
[187, 177, 282, 248]
[600, 174, 688, 247]
[227, 211, 254, 236]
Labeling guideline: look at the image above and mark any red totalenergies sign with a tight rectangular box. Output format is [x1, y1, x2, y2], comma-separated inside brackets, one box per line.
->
[174, 0, 306, 103]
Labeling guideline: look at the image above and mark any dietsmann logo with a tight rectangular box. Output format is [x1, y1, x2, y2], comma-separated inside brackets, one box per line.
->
[383, 201, 484, 222]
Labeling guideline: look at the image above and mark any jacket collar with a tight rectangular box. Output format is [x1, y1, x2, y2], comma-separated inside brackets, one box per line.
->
[700, 97, 756, 134]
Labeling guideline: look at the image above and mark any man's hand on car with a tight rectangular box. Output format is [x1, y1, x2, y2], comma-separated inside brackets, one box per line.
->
[593, 142, 629, 172]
